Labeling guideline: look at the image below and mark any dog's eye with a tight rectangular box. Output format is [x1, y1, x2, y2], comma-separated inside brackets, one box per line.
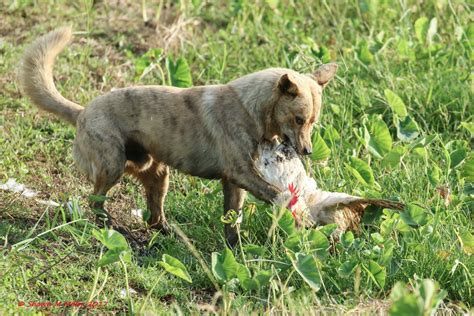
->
[295, 116, 305, 125]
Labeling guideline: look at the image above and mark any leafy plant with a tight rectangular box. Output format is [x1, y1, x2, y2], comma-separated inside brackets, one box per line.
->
[166, 56, 193, 88]
[400, 204, 429, 227]
[211, 247, 271, 292]
[389, 279, 447, 316]
[133, 48, 163, 78]
[311, 132, 330, 161]
[159, 254, 192, 283]
[364, 115, 392, 159]
[293, 253, 321, 291]
[345, 156, 377, 188]
[92, 229, 133, 312]
[396, 116, 420, 142]
[414, 17, 429, 44]
[384, 89, 407, 118]
[92, 229, 131, 267]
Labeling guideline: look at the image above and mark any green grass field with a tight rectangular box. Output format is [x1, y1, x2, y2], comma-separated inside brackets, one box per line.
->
[1, 0, 472, 314]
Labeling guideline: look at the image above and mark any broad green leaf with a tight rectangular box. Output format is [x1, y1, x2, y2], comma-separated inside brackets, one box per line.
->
[308, 230, 329, 259]
[98, 249, 131, 267]
[456, 230, 474, 255]
[389, 292, 422, 316]
[396, 116, 420, 142]
[449, 148, 467, 169]
[460, 122, 474, 135]
[254, 270, 272, 288]
[323, 126, 341, 142]
[330, 104, 341, 115]
[135, 56, 150, 75]
[408, 135, 437, 150]
[390, 281, 409, 301]
[346, 157, 375, 186]
[319, 223, 338, 236]
[166, 56, 193, 88]
[364, 115, 392, 159]
[238, 269, 271, 292]
[382, 147, 405, 169]
[159, 254, 192, 283]
[428, 163, 441, 186]
[145, 48, 162, 60]
[371, 232, 384, 244]
[396, 38, 415, 61]
[243, 244, 266, 257]
[338, 259, 358, 277]
[400, 204, 428, 227]
[412, 147, 428, 160]
[92, 229, 129, 251]
[380, 218, 397, 237]
[419, 279, 435, 308]
[283, 233, 300, 252]
[415, 17, 429, 44]
[419, 279, 447, 315]
[461, 155, 474, 181]
[341, 231, 354, 248]
[278, 210, 296, 236]
[134, 48, 163, 76]
[235, 264, 254, 290]
[121, 249, 132, 263]
[236, 265, 272, 292]
[396, 215, 413, 234]
[311, 132, 331, 161]
[293, 253, 321, 291]
[463, 183, 474, 197]
[274, 258, 292, 272]
[367, 260, 386, 288]
[358, 40, 374, 64]
[381, 240, 395, 265]
[468, 23, 474, 46]
[384, 89, 407, 118]
[211, 248, 239, 283]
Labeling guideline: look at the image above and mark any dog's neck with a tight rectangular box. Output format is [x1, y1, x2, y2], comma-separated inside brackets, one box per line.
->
[229, 68, 286, 141]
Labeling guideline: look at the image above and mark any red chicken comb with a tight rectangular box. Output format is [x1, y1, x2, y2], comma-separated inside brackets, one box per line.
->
[288, 183, 299, 220]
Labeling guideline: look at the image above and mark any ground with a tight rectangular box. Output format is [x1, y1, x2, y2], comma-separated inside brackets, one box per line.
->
[0, 0, 472, 314]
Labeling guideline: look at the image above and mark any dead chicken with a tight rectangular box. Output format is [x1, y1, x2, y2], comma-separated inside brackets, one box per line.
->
[255, 142, 404, 235]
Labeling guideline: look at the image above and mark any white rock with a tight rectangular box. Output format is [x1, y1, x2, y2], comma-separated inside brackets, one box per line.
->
[131, 209, 143, 219]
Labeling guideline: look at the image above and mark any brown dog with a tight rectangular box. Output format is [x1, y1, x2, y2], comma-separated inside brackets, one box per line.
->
[19, 27, 337, 246]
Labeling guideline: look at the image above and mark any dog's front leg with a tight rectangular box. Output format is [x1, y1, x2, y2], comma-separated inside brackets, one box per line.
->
[222, 179, 247, 248]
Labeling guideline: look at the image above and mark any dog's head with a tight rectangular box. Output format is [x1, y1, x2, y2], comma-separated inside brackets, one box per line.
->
[268, 64, 338, 155]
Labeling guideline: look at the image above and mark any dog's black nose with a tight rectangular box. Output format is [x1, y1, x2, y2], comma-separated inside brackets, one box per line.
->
[302, 147, 312, 155]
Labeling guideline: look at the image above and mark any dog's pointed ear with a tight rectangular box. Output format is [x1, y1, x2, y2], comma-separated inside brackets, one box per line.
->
[278, 73, 299, 96]
[312, 63, 338, 87]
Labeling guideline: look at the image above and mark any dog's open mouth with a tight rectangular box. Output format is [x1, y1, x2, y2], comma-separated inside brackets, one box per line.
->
[282, 134, 300, 155]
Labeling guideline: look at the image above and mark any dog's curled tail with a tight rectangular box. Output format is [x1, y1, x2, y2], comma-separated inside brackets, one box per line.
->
[19, 27, 83, 125]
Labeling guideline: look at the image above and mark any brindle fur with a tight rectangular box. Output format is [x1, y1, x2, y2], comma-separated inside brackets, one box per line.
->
[18, 27, 337, 246]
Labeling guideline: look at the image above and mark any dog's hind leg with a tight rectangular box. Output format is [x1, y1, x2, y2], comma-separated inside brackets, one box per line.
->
[131, 160, 171, 233]
[222, 179, 247, 248]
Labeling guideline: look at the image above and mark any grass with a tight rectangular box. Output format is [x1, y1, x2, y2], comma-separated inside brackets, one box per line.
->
[1, 0, 472, 314]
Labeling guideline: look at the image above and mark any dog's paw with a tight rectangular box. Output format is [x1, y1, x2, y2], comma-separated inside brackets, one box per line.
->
[148, 219, 172, 234]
